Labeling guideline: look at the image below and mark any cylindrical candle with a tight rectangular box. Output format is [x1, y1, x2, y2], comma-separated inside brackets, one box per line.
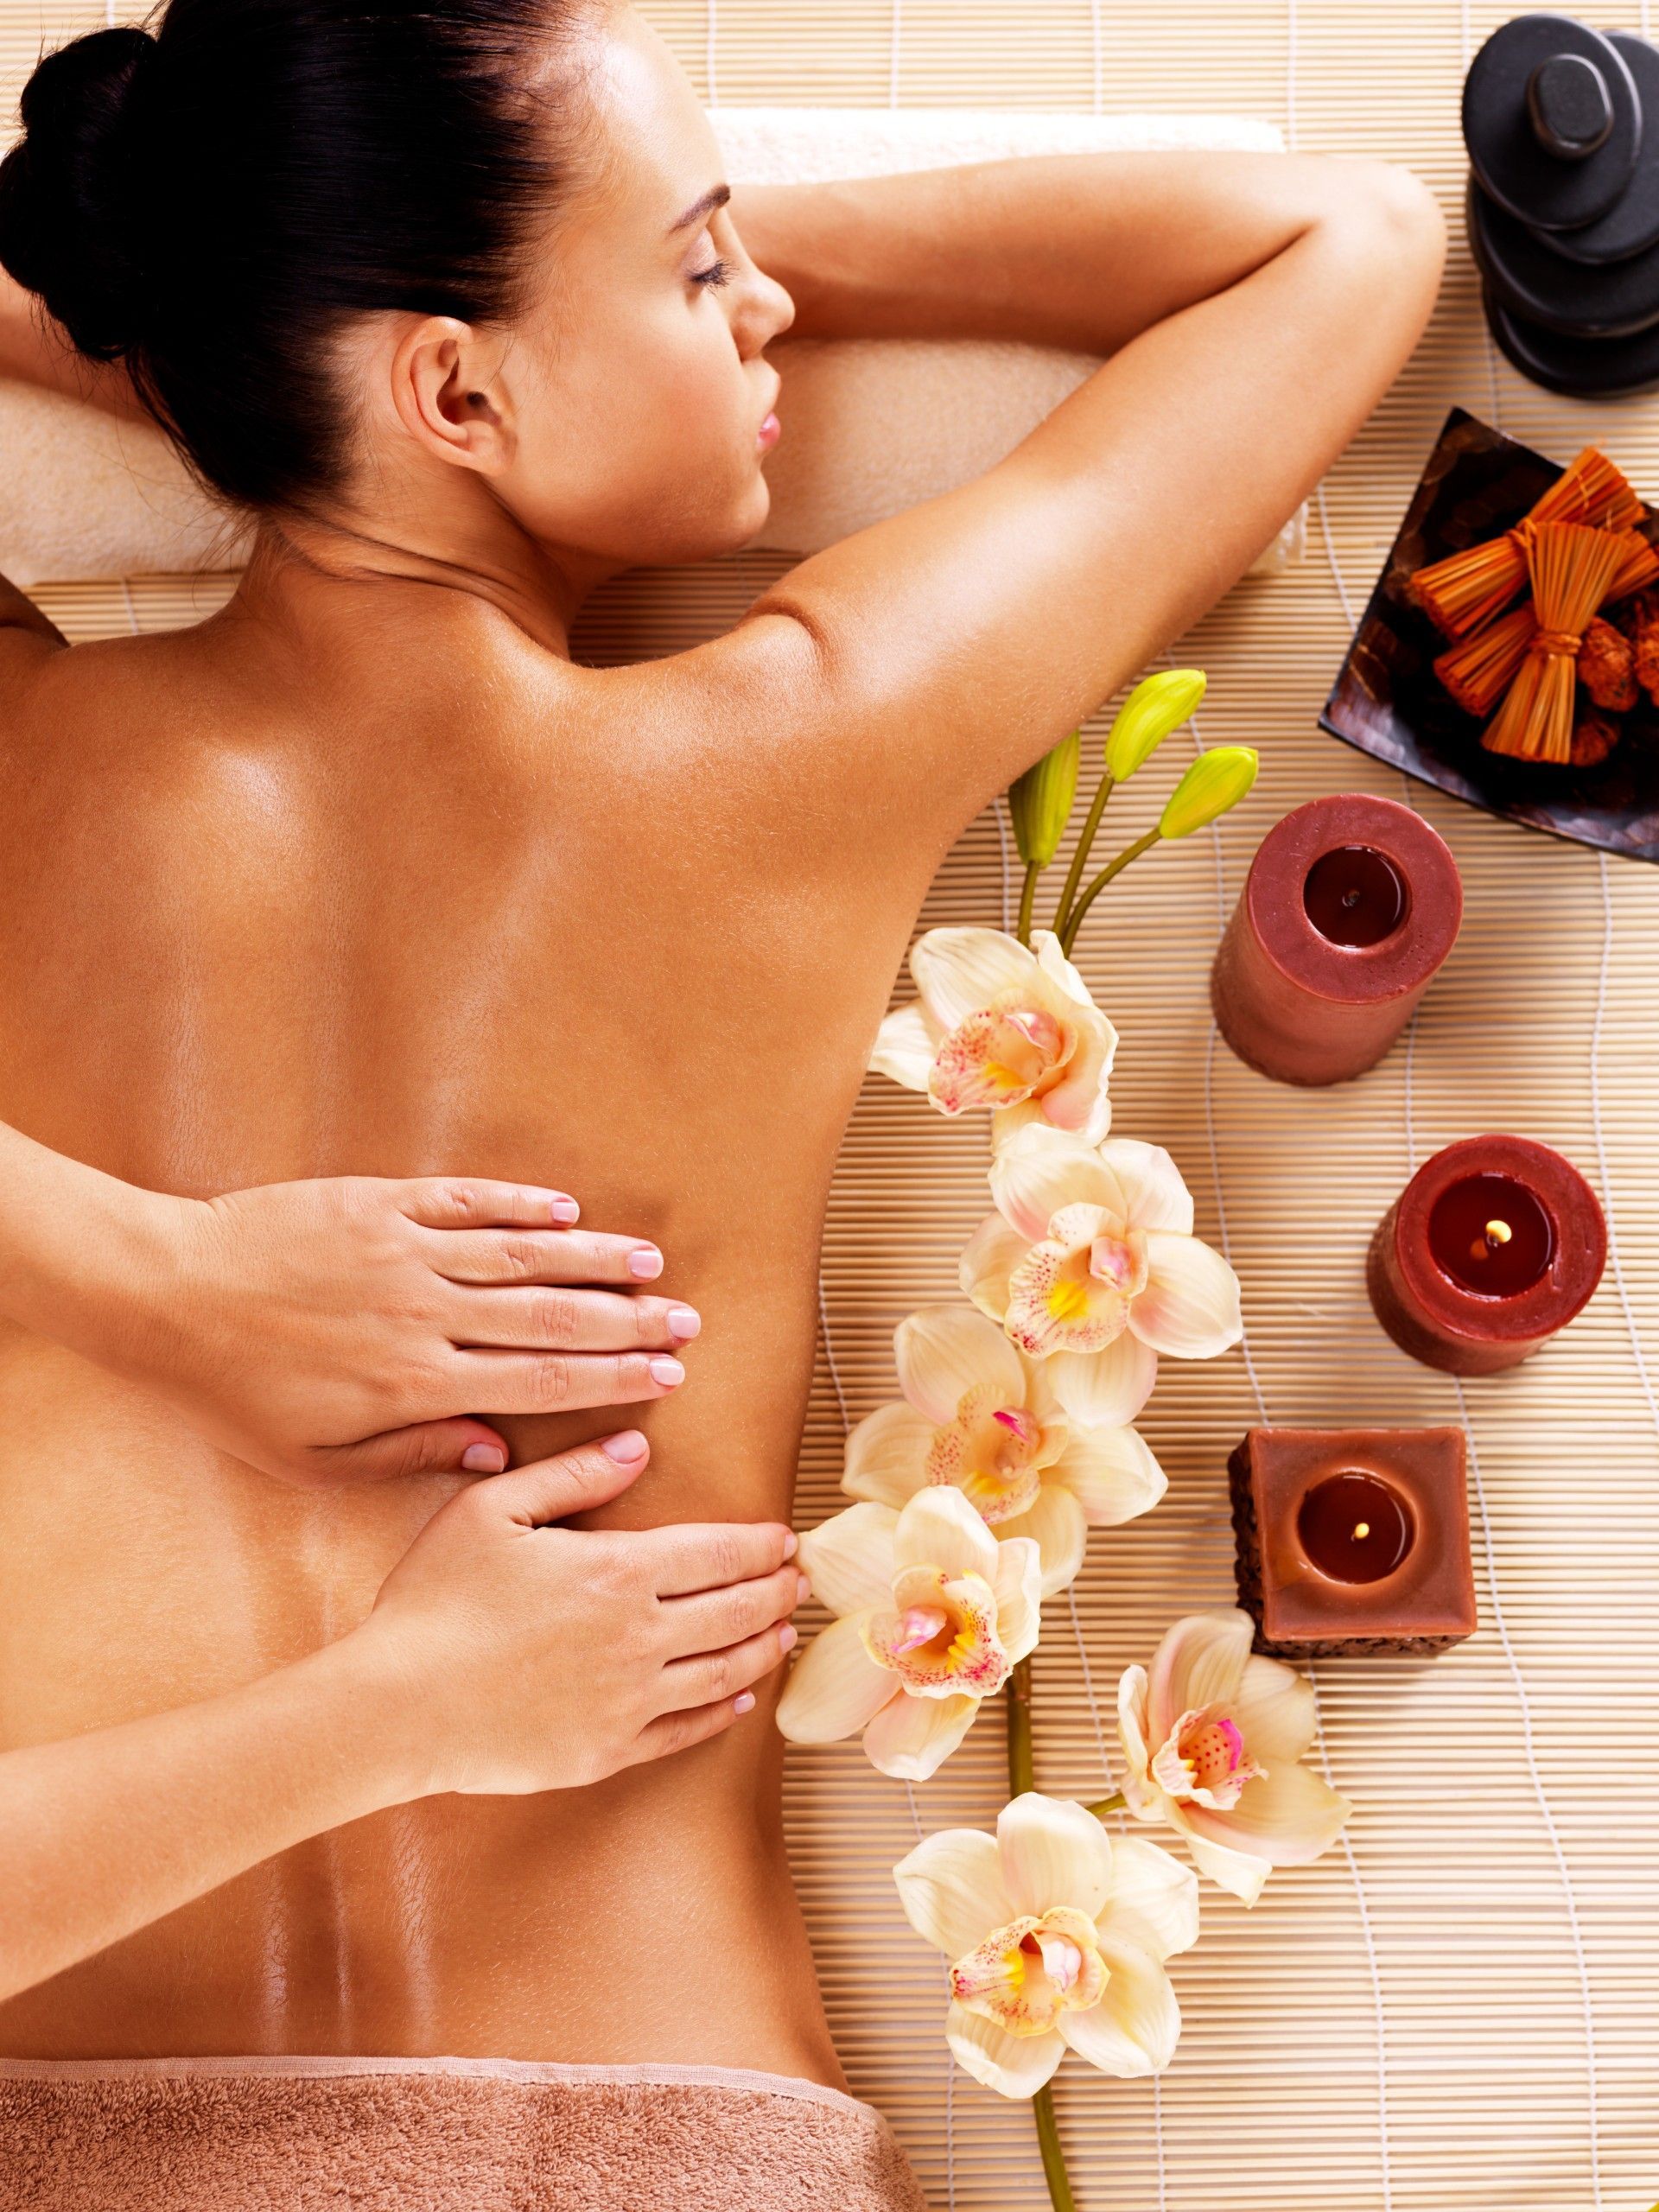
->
[1368, 1135, 1607, 1374]
[1211, 793, 1462, 1085]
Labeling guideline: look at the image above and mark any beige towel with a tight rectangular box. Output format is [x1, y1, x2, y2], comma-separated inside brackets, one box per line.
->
[0, 2054, 932, 2211]
[0, 108, 1296, 586]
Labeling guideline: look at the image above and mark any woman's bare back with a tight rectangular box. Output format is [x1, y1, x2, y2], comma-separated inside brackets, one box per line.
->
[0, 557, 931, 2075]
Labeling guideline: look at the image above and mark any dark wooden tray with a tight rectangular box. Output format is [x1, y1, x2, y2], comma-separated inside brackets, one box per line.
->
[1319, 405, 1659, 861]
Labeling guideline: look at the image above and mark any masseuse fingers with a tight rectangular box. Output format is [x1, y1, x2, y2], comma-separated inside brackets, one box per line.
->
[657, 1563, 804, 1659]
[469, 1432, 652, 1525]
[445, 1287, 701, 1356]
[629, 1692, 759, 1767]
[396, 1178, 585, 1230]
[422, 1225, 665, 1287]
[310, 1416, 513, 1486]
[642, 1519, 800, 1597]
[657, 1623, 797, 1716]
[454, 1348, 688, 1414]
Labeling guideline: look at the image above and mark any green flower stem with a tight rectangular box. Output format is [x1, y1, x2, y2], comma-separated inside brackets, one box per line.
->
[1016, 861, 1041, 950]
[1058, 827, 1161, 957]
[1033, 2084, 1079, 2212]
[1085, 1791, 1126, 1820]
[1005, 1654, 1035, 1796]
[1005, 1656, 1076, 2212]
[1051, 772, 1116, 944]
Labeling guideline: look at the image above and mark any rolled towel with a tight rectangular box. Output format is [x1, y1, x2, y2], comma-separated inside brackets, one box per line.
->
[0, 109, 1298, 586]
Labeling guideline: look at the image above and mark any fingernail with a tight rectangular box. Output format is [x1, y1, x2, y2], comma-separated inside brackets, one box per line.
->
[461, 1444, 506, 1473]
[601, 1430, 649, 1465]
[667, 1306, 701, 1342]
[629, 1246, 664, 1281]
[782, 1530, 798, 1560]
[796, 1574, 810, 1606]
[648, 1356, 685, 1388]
[734, 1691, 757, 1715]
[550, 1193, 580, 1226]
[779, 1624, 798, 1653]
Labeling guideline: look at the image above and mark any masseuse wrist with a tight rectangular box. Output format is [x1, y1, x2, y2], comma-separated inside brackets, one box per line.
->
[0, 1122, 180, 1359]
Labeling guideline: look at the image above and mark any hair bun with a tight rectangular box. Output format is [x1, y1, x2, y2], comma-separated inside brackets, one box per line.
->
[0, 25, 158, 360]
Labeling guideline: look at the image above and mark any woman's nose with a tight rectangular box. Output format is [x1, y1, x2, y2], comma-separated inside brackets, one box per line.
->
[736, 265, 795, 359]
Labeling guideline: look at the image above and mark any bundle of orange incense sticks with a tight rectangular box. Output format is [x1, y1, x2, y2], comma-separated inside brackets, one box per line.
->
[1413, 444, 1659, 765]
[1433, 526, 1659, 719]
[1411, 446, 1644, 639]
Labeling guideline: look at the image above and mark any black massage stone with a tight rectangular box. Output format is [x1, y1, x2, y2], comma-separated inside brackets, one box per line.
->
[1486, 289, 1659, 396]
[1468, 177, 1659, 334]
[1526, 31, 1659, 263]
[1464, 14, 1640, 232]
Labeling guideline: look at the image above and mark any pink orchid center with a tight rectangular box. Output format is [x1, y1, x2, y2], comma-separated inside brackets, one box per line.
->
[950, 1906, 1107, 2038]
[861, 1564, 1011, 1700]
[928, 1001, 1076, 1117]
[925, 1389, 1050, 1525]
[1004, 1203, 1134, 1357]
[1150, 1700, 1267, 1811]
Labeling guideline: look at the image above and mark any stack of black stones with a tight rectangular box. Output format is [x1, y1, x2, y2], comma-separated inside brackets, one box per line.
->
[1467, 11, 1659, 397]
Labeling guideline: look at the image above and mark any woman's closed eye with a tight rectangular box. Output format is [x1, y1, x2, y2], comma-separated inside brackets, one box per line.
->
[690, 255, 733, 291]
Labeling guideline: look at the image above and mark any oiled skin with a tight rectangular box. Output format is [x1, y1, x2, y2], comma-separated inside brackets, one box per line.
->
[0, 118, 1444, 2069]
[0, 566, 949, 2076]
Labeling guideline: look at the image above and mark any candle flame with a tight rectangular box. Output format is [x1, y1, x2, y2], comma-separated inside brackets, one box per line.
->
[1485, 1218, 1512, 1246]
[1353, 1521, 1370, 1541]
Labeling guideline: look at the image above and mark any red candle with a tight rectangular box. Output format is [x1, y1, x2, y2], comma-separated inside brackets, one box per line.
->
[1230, 1427, 1476, 1656]
[1211, 793, 1462, 1085]
[1368, 1135, 1606, 1374]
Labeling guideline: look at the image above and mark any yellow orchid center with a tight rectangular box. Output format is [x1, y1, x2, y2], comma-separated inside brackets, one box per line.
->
[862, 1563, 1011, 1700]
[928, 1000, 1076, 1117]
[925, 1385, 1056, 1525]
[1004, 1204, 1144, 1358]
[1150, 1700, 1267, 1812]
[950, 1906, 1108, 2037]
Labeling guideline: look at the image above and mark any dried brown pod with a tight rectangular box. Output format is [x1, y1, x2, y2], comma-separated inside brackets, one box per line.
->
[1571, 714, 1620, 768]
[1580, 618, 1638, 712]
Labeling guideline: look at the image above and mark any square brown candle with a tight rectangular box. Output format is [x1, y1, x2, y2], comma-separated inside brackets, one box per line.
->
[1229, 1427, 1478, 1657]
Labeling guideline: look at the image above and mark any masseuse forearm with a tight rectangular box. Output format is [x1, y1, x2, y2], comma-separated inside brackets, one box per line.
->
[0, 1121, 173, 1358]
[734, 153, 1341, 354]
[0, 1636, 416, 2002]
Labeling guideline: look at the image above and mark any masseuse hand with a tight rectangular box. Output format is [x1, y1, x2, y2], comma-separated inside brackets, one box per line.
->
[359, 1432, 803, 1789]
[0, 1433, 801, 2005]
[0, 1123, 696, 1487]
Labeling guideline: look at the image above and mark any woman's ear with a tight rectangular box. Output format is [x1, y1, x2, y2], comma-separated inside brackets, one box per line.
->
[388, 314, 517, 475]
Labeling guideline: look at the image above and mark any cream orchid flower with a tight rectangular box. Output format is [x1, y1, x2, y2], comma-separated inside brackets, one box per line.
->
[894, 1793, 1198, 2098]
[1117, 1608, 1352, 1905]
[842, 1306, 1166, 1598]
[961, 1124, 1243, 1428]
[777, 1486, 1041, 1782]
[870, 927, 1117, 1148]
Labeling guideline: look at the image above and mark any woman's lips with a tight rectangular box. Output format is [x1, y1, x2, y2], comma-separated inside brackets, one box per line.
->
[757, 410, 781, 454]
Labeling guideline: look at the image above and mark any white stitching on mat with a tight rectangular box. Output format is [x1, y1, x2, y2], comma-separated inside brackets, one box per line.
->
[1192, 691, 1394, 2212]
[1090, 0, 1103, 117]
[889, 0, 901, 111]
[1592, 851, 1659, 1438]
[816, 1274, 957, 2211]
[704, 0, 717, 110]
[1320, 416, 1606, 2212]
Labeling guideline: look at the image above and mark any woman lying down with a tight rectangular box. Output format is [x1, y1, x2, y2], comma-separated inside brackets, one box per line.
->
[0, 3, 1443, 2204]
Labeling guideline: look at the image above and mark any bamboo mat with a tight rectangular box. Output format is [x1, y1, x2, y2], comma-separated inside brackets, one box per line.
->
[7, 4, 1659, 2209]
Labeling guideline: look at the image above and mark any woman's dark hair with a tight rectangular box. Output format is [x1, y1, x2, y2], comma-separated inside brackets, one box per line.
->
[0, 0, 590, 511]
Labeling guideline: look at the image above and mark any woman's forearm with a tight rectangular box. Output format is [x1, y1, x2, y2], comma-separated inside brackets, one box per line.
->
[734, 152, 1356, 355]
[0, 1120, 173, 1358]
[0, 267, 142, 416]
[0, 1634, 418, 2002]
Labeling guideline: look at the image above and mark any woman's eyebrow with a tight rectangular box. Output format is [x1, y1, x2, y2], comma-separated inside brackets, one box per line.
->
[668, 184, 731, 235]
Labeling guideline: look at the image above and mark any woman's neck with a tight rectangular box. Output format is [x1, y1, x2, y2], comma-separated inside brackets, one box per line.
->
[235, 489, 617, 659]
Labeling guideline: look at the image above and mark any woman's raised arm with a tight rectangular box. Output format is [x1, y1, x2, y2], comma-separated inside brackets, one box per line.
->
[725, 151, 1444, 833]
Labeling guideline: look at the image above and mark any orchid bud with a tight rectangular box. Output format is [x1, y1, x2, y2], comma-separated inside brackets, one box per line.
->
[1008, 732, 1080, 868]
[1159, 747, 1259, 840]
[1103, 669, 1207, 782]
